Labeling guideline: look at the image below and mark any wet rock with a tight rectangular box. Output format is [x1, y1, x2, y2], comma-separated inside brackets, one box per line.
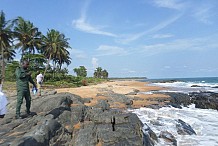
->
[170, 103, 182, 109]
[190, 92, 218, 110]
[145, 104, 162, 109]
[166, 92, 191, 108]
[143, 123, 158, 146]
[159, 131, 177, 146]
[176, 119, 196, 135]
[191, 85, 202, 87]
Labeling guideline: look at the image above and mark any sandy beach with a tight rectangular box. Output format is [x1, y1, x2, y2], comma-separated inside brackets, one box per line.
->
[56, 80, 170, 108]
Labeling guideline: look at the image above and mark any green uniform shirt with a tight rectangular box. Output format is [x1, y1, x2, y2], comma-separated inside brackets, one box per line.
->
[15, 67, 35, 91]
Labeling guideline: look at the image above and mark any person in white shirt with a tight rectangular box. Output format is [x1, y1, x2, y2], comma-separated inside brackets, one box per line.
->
[36, 71, 44, 96]
[0, 80, 8, 118]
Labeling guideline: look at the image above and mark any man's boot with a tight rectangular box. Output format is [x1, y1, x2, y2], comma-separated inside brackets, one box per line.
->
[15, 114, 22, 119]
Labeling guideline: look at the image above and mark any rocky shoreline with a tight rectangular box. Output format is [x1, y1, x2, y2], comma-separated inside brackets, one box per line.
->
[1, 80, 218, 146]
[0, 90, 157, 146]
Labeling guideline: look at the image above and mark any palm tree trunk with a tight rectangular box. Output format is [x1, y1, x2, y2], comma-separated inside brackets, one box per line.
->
[52, 61, 55, 78]
[0, 42, 5, 90]
[43, 54, 52, 77]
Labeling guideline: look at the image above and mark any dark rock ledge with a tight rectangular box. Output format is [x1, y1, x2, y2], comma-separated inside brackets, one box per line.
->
[0, 92, 157, 146]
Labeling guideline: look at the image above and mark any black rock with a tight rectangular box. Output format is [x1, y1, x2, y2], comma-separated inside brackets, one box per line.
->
[159, 131, 177, 146]
[190, 92, 218, 110]
[176, 119, 196, 135]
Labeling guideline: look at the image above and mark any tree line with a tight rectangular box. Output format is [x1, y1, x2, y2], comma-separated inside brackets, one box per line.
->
[74, 66, 108, 79]
[0, 11, 108, 88]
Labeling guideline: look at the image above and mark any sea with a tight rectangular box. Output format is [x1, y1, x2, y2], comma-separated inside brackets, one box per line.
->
[130, 77, 218, 146]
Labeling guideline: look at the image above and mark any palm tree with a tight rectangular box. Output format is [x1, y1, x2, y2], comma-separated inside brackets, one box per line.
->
[41, 29, 71, 76]
[53, 47, 71, 69]
[74, 66, 87, 77]
[102, 69, 109, 79]
[0, 11, 14, 87]
[14, 17, 41, 60]
[22, 53, 46, 71]
[3, 47, 16, 62]
[94, 67, 103, 78]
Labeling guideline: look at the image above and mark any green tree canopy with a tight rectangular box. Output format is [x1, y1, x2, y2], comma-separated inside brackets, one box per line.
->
[101, 69, 109, 79]
[94, 67, 109, 79]
[0, 11, 15, 86]
[41, 29, 71, 76]
[5, 61, 19, 81]
[73, 66, 87, 77]
[14, 17, 42, 60]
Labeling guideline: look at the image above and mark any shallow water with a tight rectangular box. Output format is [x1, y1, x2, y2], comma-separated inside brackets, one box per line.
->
[130, 105, 218, 146]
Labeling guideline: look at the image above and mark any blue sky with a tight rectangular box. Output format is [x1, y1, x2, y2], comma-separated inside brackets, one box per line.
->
[1, 0, 218, 78]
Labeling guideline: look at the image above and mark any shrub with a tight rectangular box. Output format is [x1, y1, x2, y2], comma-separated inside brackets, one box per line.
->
[81, 79, 88, 86]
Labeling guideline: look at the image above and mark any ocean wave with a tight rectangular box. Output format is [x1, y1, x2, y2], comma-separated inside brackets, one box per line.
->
[148, 81, 218, 93]
[131, 105, 218, 146]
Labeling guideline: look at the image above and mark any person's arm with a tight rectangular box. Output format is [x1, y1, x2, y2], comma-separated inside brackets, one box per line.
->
[29, 75, 37, 88]
[15, 67, 26, 79]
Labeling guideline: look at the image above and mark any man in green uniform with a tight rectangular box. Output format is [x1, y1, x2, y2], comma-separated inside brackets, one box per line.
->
[15, 60, 36, 119]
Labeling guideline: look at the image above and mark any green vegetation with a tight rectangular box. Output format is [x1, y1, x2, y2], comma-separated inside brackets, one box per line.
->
[73, 66, 87, 77]
[94, 67, 108, 79]
[0, 11, 109, 89]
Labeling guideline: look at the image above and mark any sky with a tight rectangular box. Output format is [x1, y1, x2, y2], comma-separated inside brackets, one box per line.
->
[1, 0, 218, 79]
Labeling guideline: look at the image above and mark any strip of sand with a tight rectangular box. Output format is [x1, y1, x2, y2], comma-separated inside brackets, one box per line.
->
[56, 80, 170, 108]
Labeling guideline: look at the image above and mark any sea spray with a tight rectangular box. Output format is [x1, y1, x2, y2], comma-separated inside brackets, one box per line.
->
[130, 105, 218, 146]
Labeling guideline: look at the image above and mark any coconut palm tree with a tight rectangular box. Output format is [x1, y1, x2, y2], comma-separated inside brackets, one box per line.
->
[41, 29, 71, 76]
[102, 69, 109, 79]
[13, 17, 42, 60]
[3, 47, 16, 62]
[94, 67, 103, 78]
[74, 66, 87, 77]
[0, 11, 14, 87]
[53, 47, 71, 69]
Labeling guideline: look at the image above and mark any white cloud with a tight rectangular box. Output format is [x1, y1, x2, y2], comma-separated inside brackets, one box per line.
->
[72, 1, 117, 37]
[96, 45, 129, 56]
[152, 0, 185, 10]
[140, 36, 218, 55]
[70, 48, 87, 59]
[164, 66, 171, 69]
[128, 70, 136, 73]
[152, 34, 174, 39]
[91, 57, 99, 69]
[118, 14, 182, 44]
[152, 1, 214, 25]
[72, 18, 117, 37]
[192, 6, 213, 24]
[121, 68, 137, 74]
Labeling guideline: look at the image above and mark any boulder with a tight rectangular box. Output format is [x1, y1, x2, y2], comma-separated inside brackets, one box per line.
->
[166, 93, 191, 108]
[176, 119, 196, 135]
[97, 92, 133, 107]
[190, 92, 218, 110]
[159, 131, 177, 146]
[0, 92, 152, 146]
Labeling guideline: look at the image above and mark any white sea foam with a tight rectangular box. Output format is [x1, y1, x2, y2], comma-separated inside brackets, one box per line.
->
[148, 81, 218, 93]
[130, 105, 218, 146]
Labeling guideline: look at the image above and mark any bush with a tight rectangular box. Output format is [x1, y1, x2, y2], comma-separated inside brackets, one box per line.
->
[81, 79, 88, 86]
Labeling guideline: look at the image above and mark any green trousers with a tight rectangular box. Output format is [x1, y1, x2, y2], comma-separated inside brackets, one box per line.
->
[16, 90, 31, 116]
